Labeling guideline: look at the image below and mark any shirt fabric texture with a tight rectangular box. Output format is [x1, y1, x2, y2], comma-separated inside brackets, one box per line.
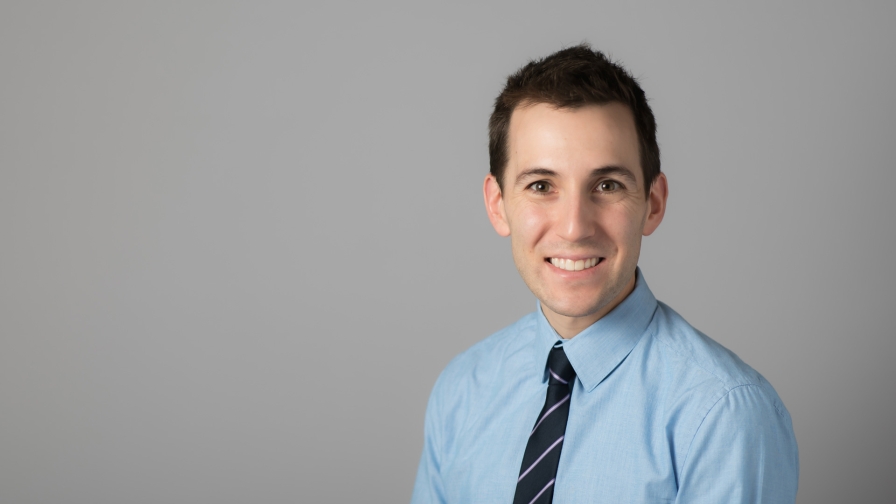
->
[411, 270, 799, 503]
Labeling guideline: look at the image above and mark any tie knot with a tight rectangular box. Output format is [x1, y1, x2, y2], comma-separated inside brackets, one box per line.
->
[547, 345, 575, 386]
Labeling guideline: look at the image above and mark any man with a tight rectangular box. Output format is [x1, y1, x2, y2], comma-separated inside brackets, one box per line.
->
[412, 45, 798, 503]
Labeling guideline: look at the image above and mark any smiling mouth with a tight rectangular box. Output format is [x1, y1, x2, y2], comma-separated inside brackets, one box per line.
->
[546, 257, 603, 271]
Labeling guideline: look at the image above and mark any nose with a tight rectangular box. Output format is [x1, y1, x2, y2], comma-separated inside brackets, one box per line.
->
[555, 192, 596, 242]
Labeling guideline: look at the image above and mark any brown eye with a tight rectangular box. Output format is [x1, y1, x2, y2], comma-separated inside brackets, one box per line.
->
[529, 181, 551, 193]
[598, 180, 621, 192]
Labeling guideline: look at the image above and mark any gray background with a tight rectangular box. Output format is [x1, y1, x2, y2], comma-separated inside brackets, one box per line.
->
[1, 1, 894, 503]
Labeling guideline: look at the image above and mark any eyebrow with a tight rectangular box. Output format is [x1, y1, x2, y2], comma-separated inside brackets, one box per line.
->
[590, 166, 638, 184]
[514, 168, 558, 186]
[514, 166, 638, 186]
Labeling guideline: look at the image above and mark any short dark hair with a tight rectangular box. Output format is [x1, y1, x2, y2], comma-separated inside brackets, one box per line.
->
[488, 44, 660, 196]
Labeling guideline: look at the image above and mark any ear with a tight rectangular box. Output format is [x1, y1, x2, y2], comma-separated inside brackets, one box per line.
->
[643, 172, 668, 236]
[483, 174, 510, 237]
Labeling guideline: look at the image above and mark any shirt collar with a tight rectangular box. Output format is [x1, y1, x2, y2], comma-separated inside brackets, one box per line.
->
[532, 267, 658, 392]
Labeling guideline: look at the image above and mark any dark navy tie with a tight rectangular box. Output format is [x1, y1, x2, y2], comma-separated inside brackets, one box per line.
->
[513, 344, 576, 504]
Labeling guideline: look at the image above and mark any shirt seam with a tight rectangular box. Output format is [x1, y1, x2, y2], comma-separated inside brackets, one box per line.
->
[650, 330, 757, 390]
[679, 383, 763, 471]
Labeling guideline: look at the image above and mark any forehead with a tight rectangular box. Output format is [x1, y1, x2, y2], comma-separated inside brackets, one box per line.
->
[506, 102, 642, 183]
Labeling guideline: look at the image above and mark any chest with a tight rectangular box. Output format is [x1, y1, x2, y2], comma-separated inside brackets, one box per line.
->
[440, 384, 680, 503]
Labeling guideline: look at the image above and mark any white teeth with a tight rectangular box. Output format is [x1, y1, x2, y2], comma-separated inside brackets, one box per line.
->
[550, 257, 599, 271]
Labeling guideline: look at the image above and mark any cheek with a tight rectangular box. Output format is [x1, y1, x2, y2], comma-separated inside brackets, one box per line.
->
[600, 207, 646, 246]
[510, 205, 551, 246]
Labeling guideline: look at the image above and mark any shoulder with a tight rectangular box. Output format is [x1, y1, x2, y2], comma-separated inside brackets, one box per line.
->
[650, 301, 772, 388]
[646, 301, 791, 419]
[422, 311, 539, 447]
[643, 302, 797, 477]
[432, 311, 537, 397]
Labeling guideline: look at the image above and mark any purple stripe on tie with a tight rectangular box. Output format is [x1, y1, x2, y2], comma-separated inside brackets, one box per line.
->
[549, 369, 568, 384]
[528, 478, 555, 504]
[517, 436, 564, 482]
[530, 394, 570, 436]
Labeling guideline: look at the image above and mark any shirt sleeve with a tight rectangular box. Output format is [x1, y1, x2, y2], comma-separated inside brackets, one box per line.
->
[674, 384, 799, 504]
[410, 380, 447, 504]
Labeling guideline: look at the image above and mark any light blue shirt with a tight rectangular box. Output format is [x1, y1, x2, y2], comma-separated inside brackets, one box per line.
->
[412, 270, 798, 503]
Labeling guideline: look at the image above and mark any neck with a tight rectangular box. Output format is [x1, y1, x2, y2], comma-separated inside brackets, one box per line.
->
[542, 275, 636, 339]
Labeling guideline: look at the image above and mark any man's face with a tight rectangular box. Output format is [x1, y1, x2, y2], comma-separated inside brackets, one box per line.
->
[484, 102, 667, 337]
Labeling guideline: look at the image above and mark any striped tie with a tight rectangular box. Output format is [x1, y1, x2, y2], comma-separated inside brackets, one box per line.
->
[513, 344, 576, 504]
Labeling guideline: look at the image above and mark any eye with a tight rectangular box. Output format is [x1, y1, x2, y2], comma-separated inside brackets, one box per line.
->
[596, 180, 623, 192]
[527, 181, 552, 194]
